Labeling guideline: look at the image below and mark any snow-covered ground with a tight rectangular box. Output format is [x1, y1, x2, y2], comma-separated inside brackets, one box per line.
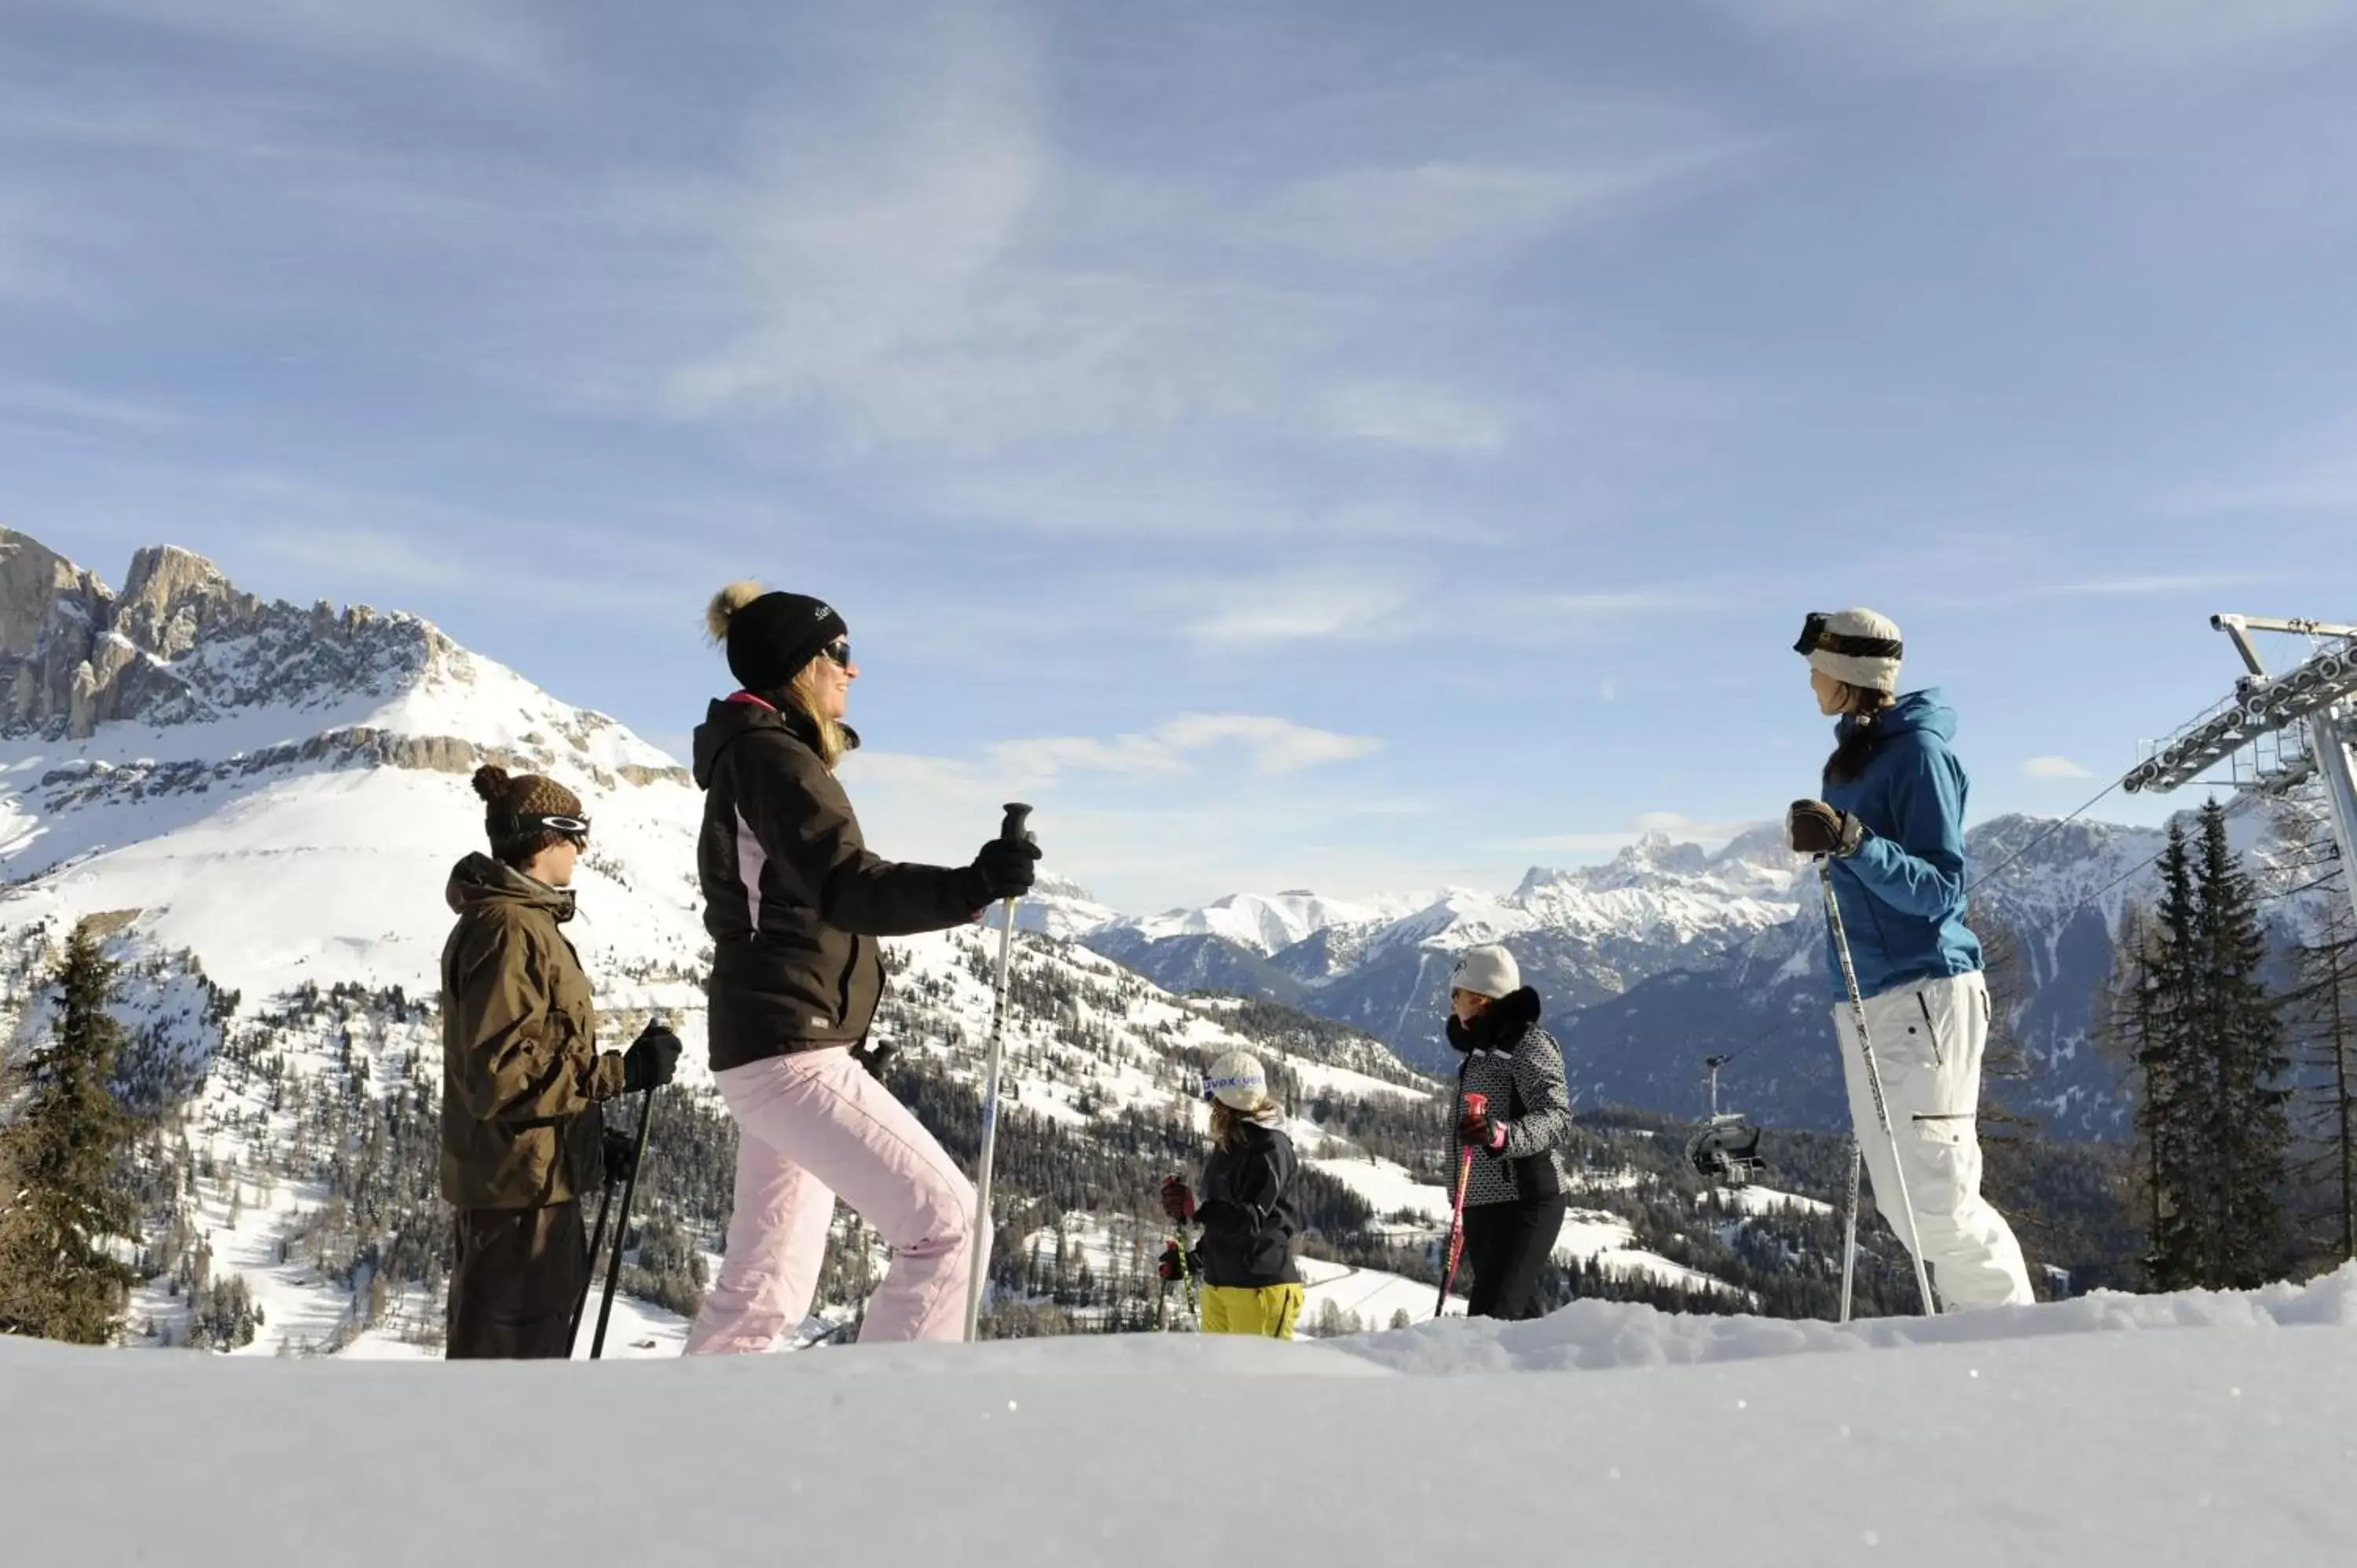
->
[6, 1269, 2352, 1566]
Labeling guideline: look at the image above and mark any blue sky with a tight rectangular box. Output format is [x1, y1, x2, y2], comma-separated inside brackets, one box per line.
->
[5, 1, 2355, 911]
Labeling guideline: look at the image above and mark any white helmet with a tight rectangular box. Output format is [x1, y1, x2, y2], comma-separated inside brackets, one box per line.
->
[1202, 1050, 1269, 1111]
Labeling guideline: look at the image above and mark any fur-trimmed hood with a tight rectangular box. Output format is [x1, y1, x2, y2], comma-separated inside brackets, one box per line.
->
[1446, 985, 1541, 1055]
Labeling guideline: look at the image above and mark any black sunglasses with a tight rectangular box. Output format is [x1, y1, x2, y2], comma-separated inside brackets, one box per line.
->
[816, 641, 852, 669]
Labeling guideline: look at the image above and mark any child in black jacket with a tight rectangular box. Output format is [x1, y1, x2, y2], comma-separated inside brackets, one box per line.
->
[1160, 1050, 1305, 1338]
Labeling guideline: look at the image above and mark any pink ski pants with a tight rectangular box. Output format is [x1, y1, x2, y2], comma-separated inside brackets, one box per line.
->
[684, 1048, 977, 1351]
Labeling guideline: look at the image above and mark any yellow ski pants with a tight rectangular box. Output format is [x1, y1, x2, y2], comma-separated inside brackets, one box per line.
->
[1200, 1283, 1304, 1339]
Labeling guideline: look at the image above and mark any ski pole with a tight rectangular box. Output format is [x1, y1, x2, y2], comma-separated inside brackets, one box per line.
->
[1837, 1142, 1861, 1324]
[568, 1171, 618, 1353]
[1176, 1225, 1198, 1321]
[590, 1083, 660, 1359]
[964, 802, 1035, 1344]
[1820, 860, 1937, 1317]
[1435, 1091, 1486, 1315]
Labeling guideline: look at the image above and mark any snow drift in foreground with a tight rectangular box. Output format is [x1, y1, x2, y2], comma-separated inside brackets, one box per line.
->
[5, 1270, 2355, 1567]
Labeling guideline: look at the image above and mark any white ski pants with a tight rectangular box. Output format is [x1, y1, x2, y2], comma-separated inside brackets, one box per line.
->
[683, 1048, 977, 1352]
[1833, 970, 2035, 1310]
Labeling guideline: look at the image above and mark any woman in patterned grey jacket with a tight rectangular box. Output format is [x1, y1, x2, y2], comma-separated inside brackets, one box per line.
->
[1446, 944, 1574, 1320]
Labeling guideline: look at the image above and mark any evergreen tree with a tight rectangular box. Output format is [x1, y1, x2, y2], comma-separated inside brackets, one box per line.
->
[2127, 806, 2293, 1291]
[2132, 821, 2201, 1289]
[2289, 892, 2357, 1266]
[0, 927, 144, 1343]
[2192, 800, 2292, 1288]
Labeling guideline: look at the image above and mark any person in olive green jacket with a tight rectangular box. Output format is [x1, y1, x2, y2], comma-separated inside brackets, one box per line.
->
[439, 765, 681, 1359]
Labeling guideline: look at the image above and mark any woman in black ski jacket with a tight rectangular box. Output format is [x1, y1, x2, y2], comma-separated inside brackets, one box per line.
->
[1445, 943, 1574, 1320]
[680, 581, 1042, 1350]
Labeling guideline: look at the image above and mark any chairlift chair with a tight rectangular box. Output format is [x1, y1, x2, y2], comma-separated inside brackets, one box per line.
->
[1686, 1055, 1766, 1186]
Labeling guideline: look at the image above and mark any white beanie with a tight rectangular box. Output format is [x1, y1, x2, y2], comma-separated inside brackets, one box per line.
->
[1800, 607, 1904, 694]
[1450, 943, 1521, 1001]
[1203, 1050, 1270, 1111]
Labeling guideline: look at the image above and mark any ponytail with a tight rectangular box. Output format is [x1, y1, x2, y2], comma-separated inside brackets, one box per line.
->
[1821, 686, 1895, 789]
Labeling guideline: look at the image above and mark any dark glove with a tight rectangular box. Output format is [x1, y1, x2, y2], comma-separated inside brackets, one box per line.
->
[599, 1127, 640, 1186]
[621, 1022, 684, 1094]
[970, 834, 1043, 900]
[1157, 1241, 1193, 1281]
[1160, 1177, 1197, 1222]
[851, 1039, 897, 1079]
[1786, 799, 1868, 858]
[1459, 1104, 1508, 1154]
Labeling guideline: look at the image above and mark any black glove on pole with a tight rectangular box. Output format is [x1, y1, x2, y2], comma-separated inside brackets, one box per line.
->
[622, 1024, 684, 1094]
[592, 1019, 673, 1360]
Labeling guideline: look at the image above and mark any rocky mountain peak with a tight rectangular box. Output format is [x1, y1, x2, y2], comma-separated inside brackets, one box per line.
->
[115, 544, 262, 662]
[0, 529, 448, 739]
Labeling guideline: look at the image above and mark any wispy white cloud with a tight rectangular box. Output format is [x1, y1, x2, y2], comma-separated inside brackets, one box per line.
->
[2022, 756, 2096, 781]
[1237, 143, 1747, 269]
[2177, 430, 2357, 517]
[587, 8, 1747, 498]
[1722, 0, 2355, 75]
[1183, 573, 1417, 647]
[0, 378, 183, 432]
[987, 713, 1380, 782]
[2029, 574, 2258, 600]
[44, 0, 556, 80]
[1316, 379, 1511, 456]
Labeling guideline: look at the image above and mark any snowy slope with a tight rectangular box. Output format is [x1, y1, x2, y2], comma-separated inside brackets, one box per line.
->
[4, 1268, 2352, 1567]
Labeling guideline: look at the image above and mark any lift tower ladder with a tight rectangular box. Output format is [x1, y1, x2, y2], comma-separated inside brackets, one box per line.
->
[2121, 614, 2357, 931]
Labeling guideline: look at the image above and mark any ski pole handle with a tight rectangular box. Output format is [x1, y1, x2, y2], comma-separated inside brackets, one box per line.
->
[1000, 802, 1034, 846]
[1462, 1091, 1487, 1119]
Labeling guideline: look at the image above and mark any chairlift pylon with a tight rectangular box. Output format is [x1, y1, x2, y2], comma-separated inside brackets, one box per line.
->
[1685, 1053, 1765, 1186]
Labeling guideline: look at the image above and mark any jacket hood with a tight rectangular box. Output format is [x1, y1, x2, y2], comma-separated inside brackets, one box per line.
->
[1446, 985, 1542, 1054]
[691, 696, 860, 790]
[445, 852, 575, 922]
[1840, 688, 1954, 746]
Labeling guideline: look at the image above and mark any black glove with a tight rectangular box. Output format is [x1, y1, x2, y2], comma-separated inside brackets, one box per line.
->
[1786, 800, 1868, 858]
[621, 1022, 684, 1094]
[1157, 1241, 1193, 1282]
[599, 1127, 640, 1186]
[851, 1039, 898, 1079]
[970, 834, 1043, 900]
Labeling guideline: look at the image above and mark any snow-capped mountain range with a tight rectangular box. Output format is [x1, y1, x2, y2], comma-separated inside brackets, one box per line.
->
[0, 529, 1750, 1354]
[1075, 828, 1809, 1065]
[1052, 784, 2344, 1139]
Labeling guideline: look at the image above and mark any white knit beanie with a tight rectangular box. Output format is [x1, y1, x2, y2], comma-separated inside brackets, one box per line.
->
[1802, 607, 1904, 694]
[1204, 1050, 1270, 1111]
[1450, 943, 1521, 1001]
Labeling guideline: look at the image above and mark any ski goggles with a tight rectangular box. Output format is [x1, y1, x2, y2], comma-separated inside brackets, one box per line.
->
[495, 811, 591, 845]
[1793, 613, 1902, 661]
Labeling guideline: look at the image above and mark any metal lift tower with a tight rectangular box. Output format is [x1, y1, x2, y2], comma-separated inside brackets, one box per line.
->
[2121, 614, 2357, 929]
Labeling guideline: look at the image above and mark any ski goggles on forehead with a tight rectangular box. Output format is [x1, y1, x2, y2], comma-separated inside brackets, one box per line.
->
[1793, 612, 1902, 661]
[497, 811, 590, 843]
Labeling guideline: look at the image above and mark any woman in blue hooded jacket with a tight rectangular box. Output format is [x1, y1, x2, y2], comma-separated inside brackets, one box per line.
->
[1785, 608, 2033, 1310]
